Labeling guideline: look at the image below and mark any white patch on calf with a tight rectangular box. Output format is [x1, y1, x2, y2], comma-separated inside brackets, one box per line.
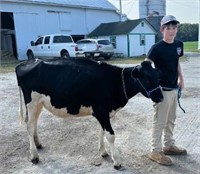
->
[31, 91, 93, 118]
[105, 131, 121, 167]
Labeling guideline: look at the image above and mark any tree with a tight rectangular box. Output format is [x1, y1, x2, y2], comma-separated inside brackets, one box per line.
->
[176, 23, 199, 42]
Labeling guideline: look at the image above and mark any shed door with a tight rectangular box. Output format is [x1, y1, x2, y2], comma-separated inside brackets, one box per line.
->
[14, 12, 38, 60]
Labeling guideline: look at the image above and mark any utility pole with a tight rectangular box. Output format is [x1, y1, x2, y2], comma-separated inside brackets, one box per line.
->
[119, 0, 122, 21]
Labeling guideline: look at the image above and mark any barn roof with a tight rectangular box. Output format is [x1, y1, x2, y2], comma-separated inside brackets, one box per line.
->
[4, 0, 118, 11]
[88, 18, 157, 37]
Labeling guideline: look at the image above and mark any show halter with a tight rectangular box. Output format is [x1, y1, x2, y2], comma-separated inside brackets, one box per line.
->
[121, 67, 186, 113]
[121, 68, 129, 100]
[136, 78, 161, 98]
[121, 68, 161, 100]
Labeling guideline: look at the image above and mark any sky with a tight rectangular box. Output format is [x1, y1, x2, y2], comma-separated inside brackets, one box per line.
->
[108, 0, 200, 24]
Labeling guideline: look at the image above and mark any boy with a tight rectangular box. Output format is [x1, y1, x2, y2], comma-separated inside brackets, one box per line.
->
[146, 15, 187, 166]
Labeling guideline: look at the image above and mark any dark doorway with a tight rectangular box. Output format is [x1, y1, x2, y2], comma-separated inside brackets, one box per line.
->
[71, 35, 85, 43]
[1, 12, 17, 59]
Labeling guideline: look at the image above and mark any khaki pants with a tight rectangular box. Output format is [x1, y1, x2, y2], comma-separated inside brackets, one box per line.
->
[151, 90, 178, 152]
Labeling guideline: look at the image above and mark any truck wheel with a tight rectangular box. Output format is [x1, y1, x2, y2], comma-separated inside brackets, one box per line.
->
[27, 51, 34, 60]
[61, 52, 70, 58]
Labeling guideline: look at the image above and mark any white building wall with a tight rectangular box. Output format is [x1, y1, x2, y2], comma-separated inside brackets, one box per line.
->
[1, 1, 120, 60]
[92, 21, 156, 57]
[129, 34, 155, 56]
[129, 34, 140, 56]
[96, 35, 128, 56]
[85, 10, 119, 34]
[115, 35, 128, 56]
[129, 21, 156, 56]
[145, 34, 155, 53]
[133, 21, 155, 33]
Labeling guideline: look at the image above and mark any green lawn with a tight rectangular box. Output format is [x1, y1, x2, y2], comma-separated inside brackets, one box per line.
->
[184, 41, 200, 52]
[0, 62, 19, 73]
[0, 41, 199, 73]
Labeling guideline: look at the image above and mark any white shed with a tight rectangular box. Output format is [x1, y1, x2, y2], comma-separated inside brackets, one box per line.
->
[0, 0, 120, 60]
[88, 18, 157, 57]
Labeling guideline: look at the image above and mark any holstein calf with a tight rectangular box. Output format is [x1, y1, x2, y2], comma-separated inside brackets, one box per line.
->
[15, 58, 163, 169]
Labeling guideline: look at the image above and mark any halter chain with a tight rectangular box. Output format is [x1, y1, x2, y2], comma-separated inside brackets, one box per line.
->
[121, 68, 129, 100]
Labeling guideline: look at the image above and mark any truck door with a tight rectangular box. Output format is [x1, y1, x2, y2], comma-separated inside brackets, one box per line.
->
[33, 37, 44, 57]
[43, 36, 51, 57]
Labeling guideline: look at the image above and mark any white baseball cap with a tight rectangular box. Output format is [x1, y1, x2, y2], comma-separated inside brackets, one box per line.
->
[161, 15, 180, 26]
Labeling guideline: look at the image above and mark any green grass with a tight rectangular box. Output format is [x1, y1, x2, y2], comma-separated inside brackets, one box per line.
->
[0, 54, 191, 74]
[1, 41, 198, 73]
[184, 41, 200, 52]
[0, 57, 146, 73]
[0, 61, 19, 73]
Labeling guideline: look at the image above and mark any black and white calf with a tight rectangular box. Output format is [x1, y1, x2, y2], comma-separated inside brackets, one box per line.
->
[15, 58, 163, 169]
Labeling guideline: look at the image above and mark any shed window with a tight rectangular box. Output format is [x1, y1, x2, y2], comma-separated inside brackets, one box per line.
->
[110, 36, 116, 48]
[140, 34, 145, 45]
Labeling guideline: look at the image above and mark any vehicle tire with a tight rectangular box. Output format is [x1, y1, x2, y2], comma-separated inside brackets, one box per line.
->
[27, 51, 34, 60]
[61, 52, 70, 58]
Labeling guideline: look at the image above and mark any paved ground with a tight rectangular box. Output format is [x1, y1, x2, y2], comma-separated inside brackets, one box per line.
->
[0, 56, 200, 174]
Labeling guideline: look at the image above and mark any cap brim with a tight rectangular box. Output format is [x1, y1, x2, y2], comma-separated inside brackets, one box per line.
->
[161, 20, 180, 26]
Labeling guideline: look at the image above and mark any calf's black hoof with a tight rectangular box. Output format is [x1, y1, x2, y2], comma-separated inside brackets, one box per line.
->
[114, 165, 125, 171]
[101, 153, 109, 158]
[37, 144, 43, 149]
[114, 165, 121, 170]
[31, 157, 39, 164]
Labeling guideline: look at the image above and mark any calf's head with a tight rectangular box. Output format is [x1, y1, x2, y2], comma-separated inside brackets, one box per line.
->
[132, 61, 163, 103]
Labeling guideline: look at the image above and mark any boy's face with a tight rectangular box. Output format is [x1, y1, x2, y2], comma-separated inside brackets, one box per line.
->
[160, 24, 178, 42]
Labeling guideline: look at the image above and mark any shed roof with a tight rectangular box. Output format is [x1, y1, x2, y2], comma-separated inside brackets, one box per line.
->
[3, 0, 117, 11]
[88, 18, 156, 37]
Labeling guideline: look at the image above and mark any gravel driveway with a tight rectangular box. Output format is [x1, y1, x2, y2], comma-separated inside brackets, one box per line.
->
[0, 56, 200, 174]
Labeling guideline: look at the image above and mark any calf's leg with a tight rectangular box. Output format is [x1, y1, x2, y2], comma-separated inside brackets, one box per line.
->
[104, 126, 121, 169]
[33, 103, 43, 149]
[94, 107, 121, 169]
[98, 124, 108, 157]
[26, 101, 41, 164]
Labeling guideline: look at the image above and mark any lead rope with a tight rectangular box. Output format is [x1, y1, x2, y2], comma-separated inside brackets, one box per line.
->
[121, 68, 129, 100]
[162, 86, 186, 113]
[177, 87, 186, 113]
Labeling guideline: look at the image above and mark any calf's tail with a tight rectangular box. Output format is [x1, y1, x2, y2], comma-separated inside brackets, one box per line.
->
[19, 87, 24, 126]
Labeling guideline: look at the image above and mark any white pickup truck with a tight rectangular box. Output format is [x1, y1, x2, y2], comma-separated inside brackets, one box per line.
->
[26, 34, 78, 59]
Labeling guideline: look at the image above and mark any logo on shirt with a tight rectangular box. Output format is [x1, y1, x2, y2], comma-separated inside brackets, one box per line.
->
[177, 47, 182, 55]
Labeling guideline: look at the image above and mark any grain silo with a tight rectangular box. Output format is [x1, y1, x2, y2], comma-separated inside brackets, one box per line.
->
[139, 0, 166, 18]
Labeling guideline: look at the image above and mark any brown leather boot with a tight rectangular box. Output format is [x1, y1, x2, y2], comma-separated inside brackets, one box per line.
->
[148, 151, 173, 166]
[163, 146, 187, 155]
